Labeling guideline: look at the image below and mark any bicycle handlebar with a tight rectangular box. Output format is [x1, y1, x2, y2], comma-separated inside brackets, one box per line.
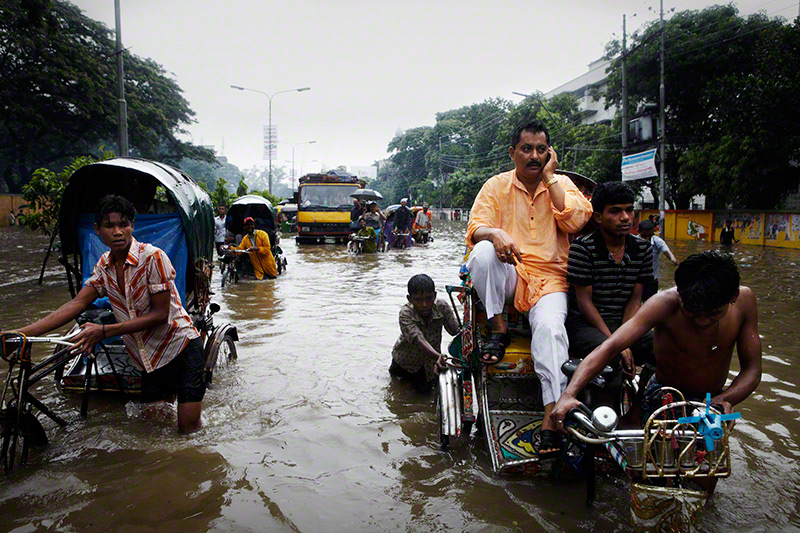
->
[2, 332, 78, 348]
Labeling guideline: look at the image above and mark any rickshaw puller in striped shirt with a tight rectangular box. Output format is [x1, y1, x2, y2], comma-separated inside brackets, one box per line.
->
[10, 195, 204, 434]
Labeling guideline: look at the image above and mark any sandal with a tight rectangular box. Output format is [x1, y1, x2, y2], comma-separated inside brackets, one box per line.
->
[480, 332, 510, 365]
[538, 429, 562, 460]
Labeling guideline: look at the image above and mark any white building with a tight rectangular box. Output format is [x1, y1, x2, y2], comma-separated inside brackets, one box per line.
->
[543, 58, 615, 126]
[350, 165, 377, 180]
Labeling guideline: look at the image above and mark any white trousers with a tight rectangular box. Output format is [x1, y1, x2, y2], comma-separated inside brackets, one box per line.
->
[466, 240, 569, 405]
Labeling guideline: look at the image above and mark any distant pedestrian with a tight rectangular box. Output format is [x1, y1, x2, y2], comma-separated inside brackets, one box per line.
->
[214, 205, 227, 256]
[638, 219, 678, 301]
[6, 211, 16, 226]
[720, 220, 739, 246]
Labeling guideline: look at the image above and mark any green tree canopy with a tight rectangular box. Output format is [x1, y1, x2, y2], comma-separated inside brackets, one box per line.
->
[604, 5, 800, 209]
[0, 0, 213, 192]
[376, 95, 620, 208]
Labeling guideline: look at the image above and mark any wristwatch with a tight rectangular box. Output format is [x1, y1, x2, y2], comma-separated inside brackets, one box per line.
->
[544, 176, 558, 188]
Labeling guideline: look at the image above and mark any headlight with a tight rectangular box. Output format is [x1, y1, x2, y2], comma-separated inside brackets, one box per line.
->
[301, 226, 310, 232]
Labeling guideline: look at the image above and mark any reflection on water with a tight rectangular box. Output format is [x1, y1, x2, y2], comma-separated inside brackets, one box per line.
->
[0, 223, 799, 530]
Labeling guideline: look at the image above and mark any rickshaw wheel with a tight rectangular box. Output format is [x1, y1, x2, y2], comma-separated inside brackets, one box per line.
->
[217, 334, 238, 365]
[221, 264, 235, 288]
[204, 333, 238, 387]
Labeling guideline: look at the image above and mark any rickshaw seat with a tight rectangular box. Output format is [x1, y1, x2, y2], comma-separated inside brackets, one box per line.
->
[486, 335, 537, 375]
[76, 213, 190, 305]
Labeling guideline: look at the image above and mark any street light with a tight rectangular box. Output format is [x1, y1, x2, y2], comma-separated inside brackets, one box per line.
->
[279, 140, 316, 191]
[300, 159, 319, 178]
[230, 84, 311, 194]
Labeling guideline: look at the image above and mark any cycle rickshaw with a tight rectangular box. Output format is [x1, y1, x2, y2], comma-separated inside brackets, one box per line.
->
[0, 158, 239, 471]
[382, 205, 412, 251]
[435, 172, 741, 528]
[221, 194, 287, 285]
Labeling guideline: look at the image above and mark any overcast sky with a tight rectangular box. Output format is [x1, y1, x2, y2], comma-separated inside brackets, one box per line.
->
[74, 0, 798, 176]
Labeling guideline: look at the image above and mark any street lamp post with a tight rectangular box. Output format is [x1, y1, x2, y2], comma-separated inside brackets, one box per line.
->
[230, 85, 311, 194]
[114, 0, 128, 157]
[279, 140, 316, 191]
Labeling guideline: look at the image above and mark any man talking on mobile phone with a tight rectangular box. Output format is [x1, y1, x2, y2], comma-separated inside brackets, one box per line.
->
[465, 120, 593, 458]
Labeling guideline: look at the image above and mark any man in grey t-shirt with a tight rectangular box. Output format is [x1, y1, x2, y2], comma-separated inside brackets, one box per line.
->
[638, 220, 678, 301]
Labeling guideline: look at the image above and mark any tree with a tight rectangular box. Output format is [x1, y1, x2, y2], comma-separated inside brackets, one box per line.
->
[381, 94, 618, 208]
[210, 178, 233, 209]
[179, 157, 245, 193]
[604, 6, 800, 209]
[236, 177, 249, 197]
[254, 190, 283, 206]
[22, 148, 115, 283]
[0, 0, 213, 192]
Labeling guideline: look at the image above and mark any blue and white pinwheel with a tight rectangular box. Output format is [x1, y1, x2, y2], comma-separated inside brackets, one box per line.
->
[677, 393, 741, 451]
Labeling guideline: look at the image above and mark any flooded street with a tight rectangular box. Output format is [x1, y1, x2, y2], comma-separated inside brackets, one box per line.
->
[0, 222, 799, 532]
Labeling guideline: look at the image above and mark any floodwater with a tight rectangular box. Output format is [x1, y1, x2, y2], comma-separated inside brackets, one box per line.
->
[0, 222, 798, 532]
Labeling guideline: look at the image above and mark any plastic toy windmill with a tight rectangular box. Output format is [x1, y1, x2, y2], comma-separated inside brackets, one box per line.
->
[677, 393, 742, 451]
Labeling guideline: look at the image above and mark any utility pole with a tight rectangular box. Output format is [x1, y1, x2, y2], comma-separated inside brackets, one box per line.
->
[658, 0, 667, 237]
[438, 137, 443, 209]
[114, 0, 128, 157]
[621, 14, 628, 152]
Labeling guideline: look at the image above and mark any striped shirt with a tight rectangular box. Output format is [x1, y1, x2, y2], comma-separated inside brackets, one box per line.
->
[567, 230, 653, 321]
[86, 238, 199, 373]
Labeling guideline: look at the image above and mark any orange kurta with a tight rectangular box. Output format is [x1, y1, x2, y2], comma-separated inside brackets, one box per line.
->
[466, 170, 592, 312]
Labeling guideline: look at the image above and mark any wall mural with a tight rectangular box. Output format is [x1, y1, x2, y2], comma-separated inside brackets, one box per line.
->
[715, 213, 762, 241]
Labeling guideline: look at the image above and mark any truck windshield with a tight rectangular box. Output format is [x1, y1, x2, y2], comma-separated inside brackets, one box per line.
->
[299, 185, 360, 209]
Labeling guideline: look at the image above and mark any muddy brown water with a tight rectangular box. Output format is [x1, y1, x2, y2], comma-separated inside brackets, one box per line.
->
[0, 223, 798, 531]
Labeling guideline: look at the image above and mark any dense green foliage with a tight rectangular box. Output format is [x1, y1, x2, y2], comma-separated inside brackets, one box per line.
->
[0, 0, 213, 192]
[209, 178, 233, 209]
[376, 6, 799, 210]
[604, 5, 800, 209]
[373, 95, 621, 207]
[21, 148, 115, 237]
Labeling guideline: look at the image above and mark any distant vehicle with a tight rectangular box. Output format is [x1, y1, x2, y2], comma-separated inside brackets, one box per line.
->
[296, 170, 366, 244]
[276, 203, 297, 233]
[225, 194, 287, 277]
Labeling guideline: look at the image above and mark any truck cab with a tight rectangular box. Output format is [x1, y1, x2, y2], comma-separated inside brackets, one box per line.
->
[296, 170, 366, 244]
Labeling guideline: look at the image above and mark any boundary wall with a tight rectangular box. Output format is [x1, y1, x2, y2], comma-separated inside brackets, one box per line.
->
[0, 194, 30, 227]
[638, 209, 800, 250]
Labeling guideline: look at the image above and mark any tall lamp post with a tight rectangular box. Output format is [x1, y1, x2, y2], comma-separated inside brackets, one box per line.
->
[114, 0, 128, 156]
[280, 140, 316, 191]
[230, 85, 311, 194]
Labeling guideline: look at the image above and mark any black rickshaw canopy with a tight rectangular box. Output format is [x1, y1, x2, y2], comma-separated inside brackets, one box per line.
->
[58, 158, 214, 300]
[226, 194, 277, 237]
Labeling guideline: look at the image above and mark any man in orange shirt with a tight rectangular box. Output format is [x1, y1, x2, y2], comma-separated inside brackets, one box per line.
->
[466, 121, 592, 456]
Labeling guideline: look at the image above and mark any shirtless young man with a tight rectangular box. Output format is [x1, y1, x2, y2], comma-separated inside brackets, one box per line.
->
[551, 251, 762, 426]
